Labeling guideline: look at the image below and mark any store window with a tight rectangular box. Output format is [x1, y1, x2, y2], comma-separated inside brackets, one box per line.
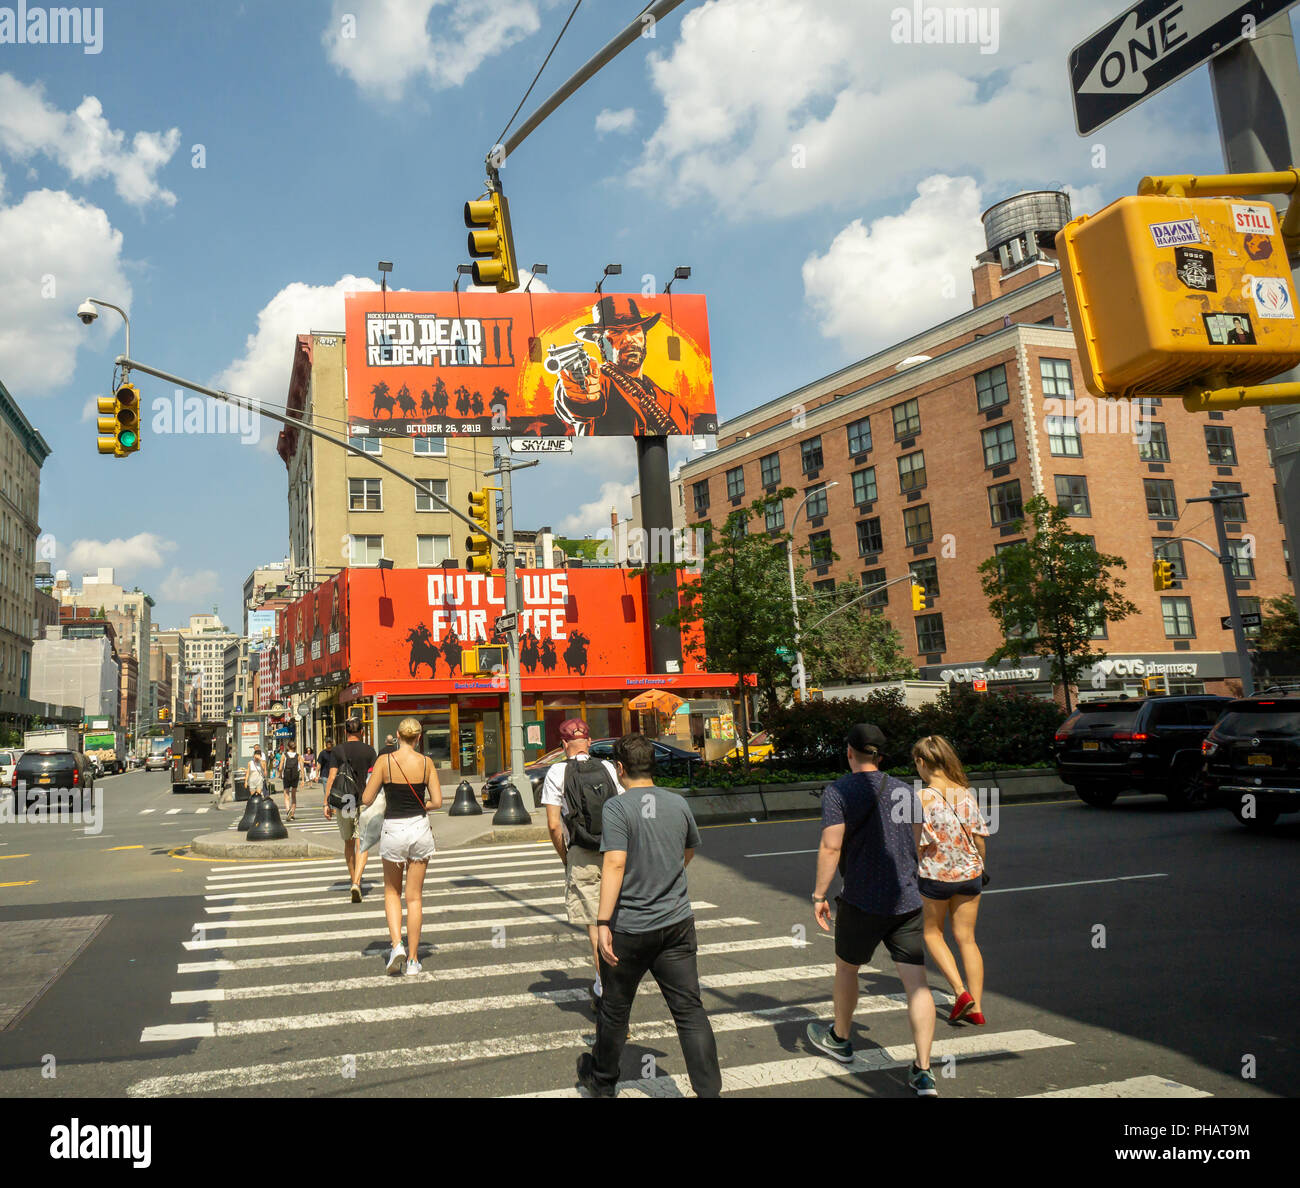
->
[584, 695, 626, 742]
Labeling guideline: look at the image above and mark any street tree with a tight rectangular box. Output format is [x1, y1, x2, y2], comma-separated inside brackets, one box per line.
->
[1258, 594, 1300, 652]
[802, 581, 917, 685]
[977, 494, 1137, 713]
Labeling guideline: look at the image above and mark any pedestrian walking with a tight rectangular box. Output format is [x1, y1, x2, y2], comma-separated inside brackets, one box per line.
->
[281, 743, 301, 822]
[378, 733, 398, 756]
[575, 733, 721, 1098]
[317, 738, 335, 790]
[324, 718, 377, 903]
[807, 723, 938, 1097]
[359, 718, 442, 975]
[246, 748, 266, 797]
[303, 747, 316, 784]
[541, 718, 623, 1011]
[913, 735, 989, 1026]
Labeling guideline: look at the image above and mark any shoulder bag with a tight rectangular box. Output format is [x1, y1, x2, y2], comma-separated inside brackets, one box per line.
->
[948, 789, 990, 887]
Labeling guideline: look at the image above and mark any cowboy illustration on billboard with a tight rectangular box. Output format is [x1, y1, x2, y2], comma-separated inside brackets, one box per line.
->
[550, 296, 694, 436]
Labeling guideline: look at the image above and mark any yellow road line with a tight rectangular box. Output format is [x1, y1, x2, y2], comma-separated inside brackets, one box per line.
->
[106, 844, 144, 851]
[0, 853, 31, 860]
[0, 880, 37, 888]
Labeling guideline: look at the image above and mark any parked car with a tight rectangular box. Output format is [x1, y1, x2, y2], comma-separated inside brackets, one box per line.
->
[725, 731, 776, 763]
[1053, 695, 1228, 807]
[12, 749, 96, 805]
[1200, 694, 1300, 828]
[480, 738, 700, 809]
[0, 749, 23, 788]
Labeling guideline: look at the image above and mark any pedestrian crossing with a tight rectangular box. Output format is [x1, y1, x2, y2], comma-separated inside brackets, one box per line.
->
[125, 842, 1217, 1099]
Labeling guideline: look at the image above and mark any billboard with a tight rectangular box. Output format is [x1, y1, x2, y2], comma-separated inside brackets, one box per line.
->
[247, 609, 277, 650]
[343, 291, 716, 438]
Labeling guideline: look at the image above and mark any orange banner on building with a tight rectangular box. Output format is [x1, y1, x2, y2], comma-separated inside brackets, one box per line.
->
[343, 291, 716, 438]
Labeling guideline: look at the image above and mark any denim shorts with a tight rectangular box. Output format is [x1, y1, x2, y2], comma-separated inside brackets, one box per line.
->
[918, 876, 983, 900]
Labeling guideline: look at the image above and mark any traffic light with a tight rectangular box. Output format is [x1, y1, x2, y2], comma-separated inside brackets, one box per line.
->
[464, 191, 519, 292]
[911, 583, 928, 611]
[466, 488, 493, 573]
[97, 381, 141, 457]
[1152, 558, 1175, 591]
[1143, 674, 1168, 696]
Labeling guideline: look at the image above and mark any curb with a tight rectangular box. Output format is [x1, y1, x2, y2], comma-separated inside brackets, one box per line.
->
[190, 828, 342, 859]
[461, 825, 553, 847]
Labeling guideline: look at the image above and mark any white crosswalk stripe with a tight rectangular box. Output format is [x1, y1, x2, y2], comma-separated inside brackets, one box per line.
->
[126, 849, 1218, 1100]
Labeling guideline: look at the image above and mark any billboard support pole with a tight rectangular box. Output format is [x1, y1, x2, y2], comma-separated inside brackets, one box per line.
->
[637, 436, 684, 676]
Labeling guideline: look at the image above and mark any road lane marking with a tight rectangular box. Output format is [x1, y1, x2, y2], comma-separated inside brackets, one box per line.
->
[208, 842, 549, 876]
[983, 873, 1168, 895]
[517, 1029, 1074, 1097]
[205, 846, 552, 881]
[202, 867, 561, 902]
[205, 855, 557, 889]
[175, 917, 760, 971]
[165, 808, 182, 815]
[1024, 1075, 1211, 1098]
[0, 880, 38, 888]
[140, 809, 156, 815]
[745, 848, 817, 858]
[0, 854, 31, 860]
[195, 808, 209, 814]
[203, 878, 567, 913]
[106, 845, 144, 851]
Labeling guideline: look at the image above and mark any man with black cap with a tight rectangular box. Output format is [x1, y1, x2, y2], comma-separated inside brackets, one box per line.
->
[324, 717, 377, 904]
[807, 722, 938, 1096]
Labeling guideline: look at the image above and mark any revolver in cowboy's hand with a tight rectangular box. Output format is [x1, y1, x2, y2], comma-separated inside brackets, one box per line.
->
[544, 342, 595, 383]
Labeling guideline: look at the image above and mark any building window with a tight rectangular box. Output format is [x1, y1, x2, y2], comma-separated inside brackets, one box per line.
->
[1054, 474, 1091, 517]
[1152, 538, 1187, 581]
[809, 531, 833, 567]
[812, 578, 836, 595]
[1046, 415, 1082, 457]
[1139, 422, 1170, 462]
[1205, 425, 1238, 466]
[910, 556, 939, 598]
[348, 478, 382, 511]
[693, 480, 710, 515]
[726, 467, 745, 499]
[988, 480, 1023, 526]
[801, 436, 824, 473]
[760, 453, 781, 486]
[862, 568, 888, 609]
[897, 450, 927, 492]
[1213, 481, 1246, 522]
[903, 503, 933, 545]
[1239, 595, 1262, 640]
[417, 535, 451, 566]
[857, 517, 883, 555]
[981, 422, 1016, 467]
[413, 436, 447, 455]
[1229, 539, 1256, 580]
[852, 467, 877, 506]
[805, 484, 829, 519]
[350, 433, 381, 455]
[892, 398, 921, 439]
[916, 613, 946, 653]
[415, 478, 449, 511]
[349, 534, 384, 566]
[1161, 596, 1196, 638]
[975, 363, 1010, 412]
[1144, 478, 1177, 519]
[1040, 358, 1074, 397]
[846, 417, 872, 456]
[765, 500, 785, 532]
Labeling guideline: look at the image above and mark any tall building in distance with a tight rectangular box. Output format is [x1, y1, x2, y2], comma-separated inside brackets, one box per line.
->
[678, 191, 1288, 701]
[177, 613, 236, 722]
[279, 333, 497, 583]
[243, 562, 292, 635]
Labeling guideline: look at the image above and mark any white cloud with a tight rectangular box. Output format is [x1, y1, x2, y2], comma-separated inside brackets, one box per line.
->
[0, 188, 131, 393]
[80, 395, 98, 422]
[595, 107, 636, 135]
[64, 533, 176, 573]
[0, 74, 180, 207]
[323, 0, 544, 101]
[159, 568, 221, 604]
[802, 173, 987, 353]
[556, 474, 639, 538]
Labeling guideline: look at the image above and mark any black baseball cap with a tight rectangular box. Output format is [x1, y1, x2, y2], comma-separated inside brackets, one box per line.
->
[846, 723, 886, 754]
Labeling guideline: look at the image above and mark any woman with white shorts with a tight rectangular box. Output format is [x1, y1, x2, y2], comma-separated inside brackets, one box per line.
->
[359, 718, 442, 975]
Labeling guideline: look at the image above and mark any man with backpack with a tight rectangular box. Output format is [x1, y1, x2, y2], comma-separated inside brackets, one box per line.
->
[541, 718, 623, 1011]
[324, 717, 377, 903]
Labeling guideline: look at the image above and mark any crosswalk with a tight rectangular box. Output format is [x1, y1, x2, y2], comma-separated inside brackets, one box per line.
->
[125, 842, 1215, 1098]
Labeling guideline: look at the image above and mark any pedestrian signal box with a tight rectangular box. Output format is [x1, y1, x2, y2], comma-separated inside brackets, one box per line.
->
[1056, 194, 1300, 401]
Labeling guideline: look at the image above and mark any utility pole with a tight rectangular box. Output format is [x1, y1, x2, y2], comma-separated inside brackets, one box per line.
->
[487, 448, 540, 824]
[1187, 492, 1256, 697]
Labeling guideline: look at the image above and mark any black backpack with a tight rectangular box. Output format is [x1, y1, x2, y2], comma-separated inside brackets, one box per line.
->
[283, 754, 299, 782]
[329, 749, 363, 811]
[562, 757, 617, 850]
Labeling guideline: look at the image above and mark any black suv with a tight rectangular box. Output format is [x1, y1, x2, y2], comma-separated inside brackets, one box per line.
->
[1201, 694, 1300, 828]
[1053, 695, 1228, 807]
[12, 749, 96, 806]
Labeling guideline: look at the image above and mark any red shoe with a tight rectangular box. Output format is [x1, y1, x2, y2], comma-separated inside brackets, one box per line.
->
[948, 991, 974, 1023]
[965, 1010, 987, 1025]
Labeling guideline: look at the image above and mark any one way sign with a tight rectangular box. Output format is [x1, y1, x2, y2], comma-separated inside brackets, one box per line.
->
[1070, 0, 1296, 136]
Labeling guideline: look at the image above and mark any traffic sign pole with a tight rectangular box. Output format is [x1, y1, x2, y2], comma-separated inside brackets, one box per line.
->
[1189, 492, 1256, 697]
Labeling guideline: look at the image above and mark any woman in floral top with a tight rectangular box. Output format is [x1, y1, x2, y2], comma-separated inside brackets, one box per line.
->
[913, 735, 989, 1025]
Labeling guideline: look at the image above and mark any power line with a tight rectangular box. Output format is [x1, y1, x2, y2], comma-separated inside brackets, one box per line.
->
[494, 0, 585, 156]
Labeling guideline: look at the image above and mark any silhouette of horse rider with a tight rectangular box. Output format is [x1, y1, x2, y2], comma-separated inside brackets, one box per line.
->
[396, 384, 418, 417]
[563, 631, 590, 676]
[371, 381, 395, 418]
[540, 635, 557, 674]
[441, 628, 464, 676]
[406, 624, 441, 678]
[520, 629, 539, 674]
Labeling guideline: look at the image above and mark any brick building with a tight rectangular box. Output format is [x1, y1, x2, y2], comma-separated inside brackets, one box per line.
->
[677, 192, 1288, 700]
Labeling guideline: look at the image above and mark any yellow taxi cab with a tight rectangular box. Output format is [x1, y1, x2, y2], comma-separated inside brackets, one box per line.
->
[726, 731, 775, 763]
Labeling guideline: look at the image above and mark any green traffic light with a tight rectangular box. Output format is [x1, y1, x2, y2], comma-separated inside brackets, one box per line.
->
[119, 430, 137, 449]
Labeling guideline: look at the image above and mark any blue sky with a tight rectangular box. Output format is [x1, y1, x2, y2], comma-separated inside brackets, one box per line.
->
[0, 0, 1262, 628]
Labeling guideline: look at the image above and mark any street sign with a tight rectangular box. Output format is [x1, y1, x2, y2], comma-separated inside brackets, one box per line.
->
[510, 437, 573, 454]
[1069, 0, 1296, 136]
[973, 678, 988, 692]
[494, 611, 518, 634]
[776, 645, 794, 661]
[1222, 612, 1263, 628]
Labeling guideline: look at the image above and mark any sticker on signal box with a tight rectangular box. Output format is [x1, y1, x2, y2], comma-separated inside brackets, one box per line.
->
[1250, 276, 1295, 320]
[1232, 204, 1274, 235]
[1148, 218, 1200, 248]
[1174, 247, 1216, 291]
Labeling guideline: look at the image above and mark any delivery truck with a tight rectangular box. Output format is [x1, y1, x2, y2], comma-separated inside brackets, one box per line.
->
[83, 729, 127, 774]
[22, 727, 80, 752]
[171, 721, 229, 794]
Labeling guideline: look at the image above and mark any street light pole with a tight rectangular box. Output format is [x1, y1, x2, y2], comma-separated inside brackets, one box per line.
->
[785, 482, 838, 702]
[1186, 492, 1256, 697]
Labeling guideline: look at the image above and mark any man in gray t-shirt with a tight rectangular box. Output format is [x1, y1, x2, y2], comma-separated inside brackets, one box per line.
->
[575, 733, 721, 1099]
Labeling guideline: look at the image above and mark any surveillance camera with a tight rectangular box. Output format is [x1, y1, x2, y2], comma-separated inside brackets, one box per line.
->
[76, 301, 98, 325]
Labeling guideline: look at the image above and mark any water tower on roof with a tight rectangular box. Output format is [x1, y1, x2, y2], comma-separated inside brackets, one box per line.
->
[978, 190, 1072, 273]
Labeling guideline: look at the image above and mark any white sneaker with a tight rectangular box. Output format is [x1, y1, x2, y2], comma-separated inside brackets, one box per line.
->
[404, 960, 423, 976]
[385, 944, 407, 975]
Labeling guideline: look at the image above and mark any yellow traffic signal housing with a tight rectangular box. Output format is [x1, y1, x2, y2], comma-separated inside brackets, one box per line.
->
[466, 488, 493, 574]
[464, 191, 519, 293]
[97, 382, 141, 457]
[1144, 674, 1169, 695]
[1152, 558, 1175, 591]
[1056, 194, 1300, 400]
[911, 583, 928, 612]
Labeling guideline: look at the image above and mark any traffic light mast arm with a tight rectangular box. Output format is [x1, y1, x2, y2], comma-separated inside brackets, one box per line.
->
[1139, 168, 1300, 258]
[1154, 536, 1222, 561]
[805, 574, 920, 634]
[115, 353, 507, 550]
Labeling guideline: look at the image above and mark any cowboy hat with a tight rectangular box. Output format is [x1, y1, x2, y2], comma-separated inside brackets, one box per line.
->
[574, 295, 661, 342]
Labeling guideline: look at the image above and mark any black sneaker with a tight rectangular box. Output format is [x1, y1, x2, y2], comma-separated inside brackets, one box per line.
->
[575, 1052, 614, 1098]
[806, 1021, 853, 1064]
[909, 1063, 938, 1097]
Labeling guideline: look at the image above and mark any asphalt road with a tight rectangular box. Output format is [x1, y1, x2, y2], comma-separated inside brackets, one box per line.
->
[0, 777, 1296, 1099]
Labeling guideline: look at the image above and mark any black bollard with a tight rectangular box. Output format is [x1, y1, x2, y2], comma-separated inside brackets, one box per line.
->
[246, 795, 288, 841]
[448, 779, 483, 816]
[237, 793, 261, 832]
